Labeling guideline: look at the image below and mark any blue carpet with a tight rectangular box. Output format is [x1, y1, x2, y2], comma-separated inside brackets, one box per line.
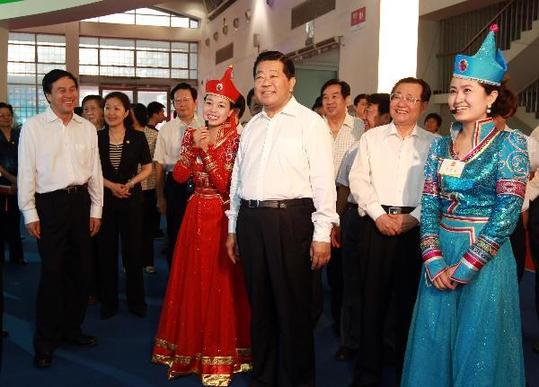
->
[1, 233, 538, 387]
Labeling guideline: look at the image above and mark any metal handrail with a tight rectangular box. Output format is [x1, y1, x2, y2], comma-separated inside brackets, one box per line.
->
[435, 0, 539, 94]
[438, 0, 516, 57]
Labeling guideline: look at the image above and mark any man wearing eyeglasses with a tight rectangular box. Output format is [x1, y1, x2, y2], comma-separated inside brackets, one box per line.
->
[154, 83, 203, 266]
[348, 77, 436, 387]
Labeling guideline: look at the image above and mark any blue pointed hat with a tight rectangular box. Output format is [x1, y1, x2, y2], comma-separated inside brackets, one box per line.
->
[453, 24, 507, 86]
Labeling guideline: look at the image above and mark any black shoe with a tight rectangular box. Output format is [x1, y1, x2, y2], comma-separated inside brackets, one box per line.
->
[63, 334, 97, 347]
[128, 305, 147, 318]
[34, 351, 53, 368]
[533, 341, 539, 354]
[335, 346, 357, 361]
[100, 306, 118, 320]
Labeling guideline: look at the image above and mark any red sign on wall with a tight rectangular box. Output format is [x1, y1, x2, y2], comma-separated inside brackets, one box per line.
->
[351, 6, 366, 28]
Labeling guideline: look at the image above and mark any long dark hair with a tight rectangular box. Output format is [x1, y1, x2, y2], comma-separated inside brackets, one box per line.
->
[104, 91, 134, 129]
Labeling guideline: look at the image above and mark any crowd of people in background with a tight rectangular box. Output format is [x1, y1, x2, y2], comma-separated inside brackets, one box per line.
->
[0, 24, 539, 387]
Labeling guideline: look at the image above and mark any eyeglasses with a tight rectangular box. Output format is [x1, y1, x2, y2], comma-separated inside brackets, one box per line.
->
[390, 93, 422, 104]
[174, 98, 193, 104]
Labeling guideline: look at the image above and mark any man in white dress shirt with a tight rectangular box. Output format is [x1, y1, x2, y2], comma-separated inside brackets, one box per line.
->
[348, 77, 436, 386]
[154, 83, 203, 266]
[321, 78, 364, 341]
[18, 69, 103, 368]
[226, 51, 338, 387]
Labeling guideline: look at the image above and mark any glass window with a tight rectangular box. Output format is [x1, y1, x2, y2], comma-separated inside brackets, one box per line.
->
[79, 86, 100, 105]
[137, 90, 168, 108]
[99, 13, 135, 24]
[100, 49, 134, 66]
[80, 37, 99, 48]
[37, 63, 66, 75]
[189, 53, 197, 69]
[171, 17, 189, 28]
[136, 68, 170, 78]
[137, 40, 169, 51]
[100, 66, 135, 77]
[8, 44, 34, 62]
[37, 46, 65, 63]
[137, 51, 169, 67]
[100, 38, 135, 50]
[80, 65, 99, 76]
[172, 69, 189, 79]
[8, 33, 66, 124]
[80, 48, 98, 65]
[83, 8, 199, 28]
[172, 52, 188, 68]
[137, 14, 169, 27]
[172, 42, 189, 52]
[78, 37, 196, 82]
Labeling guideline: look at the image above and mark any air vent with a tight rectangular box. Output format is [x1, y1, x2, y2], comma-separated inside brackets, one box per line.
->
[216, 43, 233, 64]
[291, 0, 336, 30]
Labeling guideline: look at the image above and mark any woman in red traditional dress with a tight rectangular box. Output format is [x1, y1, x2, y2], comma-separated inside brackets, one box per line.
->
[152, 68, 251, 386]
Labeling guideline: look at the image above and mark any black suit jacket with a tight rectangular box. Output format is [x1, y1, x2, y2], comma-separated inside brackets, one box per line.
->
[98, 128, 151, 207]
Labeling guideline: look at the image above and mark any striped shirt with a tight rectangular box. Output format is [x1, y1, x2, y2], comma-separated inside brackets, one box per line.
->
[109, 143, 123, 170]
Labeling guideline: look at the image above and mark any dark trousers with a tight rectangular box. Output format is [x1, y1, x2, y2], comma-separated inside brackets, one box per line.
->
[164, 173, 190, 266]
[510, 214, 526, 282]
[1, 255, 4, 368]
[352, 216, 421, 386]
[237, 201, 320, 387]
[341, 205, 362, 350]
[142, 189, 157, 267]
[326, 245, 342, 331]
[0, 194, 24, 263]
[528, 199, 539, 323]
[34, 188, 92, 354]
[97, 197, 145, 312]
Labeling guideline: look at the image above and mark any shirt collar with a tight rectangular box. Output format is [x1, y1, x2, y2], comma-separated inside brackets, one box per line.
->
[45, 106, 81, 125]
[450, 118, 495, 145]
[261, 96, 299, 120]
[324, 112, 354, 130]
[386, 121, 419, 138]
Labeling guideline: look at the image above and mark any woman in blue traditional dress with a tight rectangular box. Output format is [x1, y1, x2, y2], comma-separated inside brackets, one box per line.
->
[402, 25, 528, 387]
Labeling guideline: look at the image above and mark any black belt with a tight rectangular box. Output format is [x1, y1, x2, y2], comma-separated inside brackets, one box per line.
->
[37, 184, 87, 197]
[347, 203, 358, 209]
[241, 198, 313, 209]
[381, 205, 414, 215]
[61, 184, 87, 194]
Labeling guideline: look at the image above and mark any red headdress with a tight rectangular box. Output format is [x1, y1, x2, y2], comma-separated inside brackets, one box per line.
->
[205, 66, 241, 103]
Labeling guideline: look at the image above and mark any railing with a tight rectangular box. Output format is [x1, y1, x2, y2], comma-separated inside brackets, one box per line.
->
[436, 0, 539, 93]
[519, 78, 539, 119]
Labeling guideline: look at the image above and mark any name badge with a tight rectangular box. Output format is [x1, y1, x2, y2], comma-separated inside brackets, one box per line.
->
[439, 159, 465, 178]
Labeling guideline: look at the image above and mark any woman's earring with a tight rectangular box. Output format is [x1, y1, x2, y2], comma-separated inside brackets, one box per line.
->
[486, 105, 492, 114]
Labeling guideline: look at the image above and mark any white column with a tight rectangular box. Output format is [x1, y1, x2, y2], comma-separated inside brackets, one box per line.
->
[377, 0, 419, 92]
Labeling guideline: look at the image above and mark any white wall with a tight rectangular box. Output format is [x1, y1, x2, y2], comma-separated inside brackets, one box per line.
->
[198, 0, 382, 100]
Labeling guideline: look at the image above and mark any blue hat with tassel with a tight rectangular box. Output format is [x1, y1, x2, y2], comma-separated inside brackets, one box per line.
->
[453, 24, 507, 86]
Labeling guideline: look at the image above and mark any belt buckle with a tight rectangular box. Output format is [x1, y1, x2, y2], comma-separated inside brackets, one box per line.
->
[388, 206, 401, 215]
[248, 200, 259, 209]
[66, 186, 77, 194]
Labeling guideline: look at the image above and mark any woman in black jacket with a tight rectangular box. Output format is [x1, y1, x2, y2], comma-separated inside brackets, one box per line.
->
[97, 92, 152, 319]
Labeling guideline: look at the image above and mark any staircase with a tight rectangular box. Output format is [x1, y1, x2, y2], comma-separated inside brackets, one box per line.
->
[432, 0, 539, 130]
[436, 0, 539, 94]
